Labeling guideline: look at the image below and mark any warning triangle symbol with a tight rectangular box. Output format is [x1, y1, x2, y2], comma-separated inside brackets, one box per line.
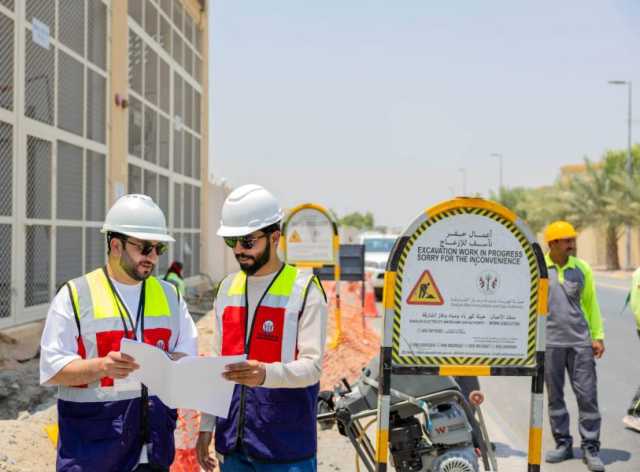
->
[288, 230, 303, 243]
[407, 270, 444, 305]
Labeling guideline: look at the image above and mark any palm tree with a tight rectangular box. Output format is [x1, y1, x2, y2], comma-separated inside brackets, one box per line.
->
[565, 150, 640, 269]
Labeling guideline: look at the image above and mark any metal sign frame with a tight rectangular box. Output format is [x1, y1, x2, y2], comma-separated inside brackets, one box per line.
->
[374, 198, 548, 472]
[281, 203, 343, 346]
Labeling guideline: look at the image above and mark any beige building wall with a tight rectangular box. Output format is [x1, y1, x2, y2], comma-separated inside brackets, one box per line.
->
[109, 0, 129, 205]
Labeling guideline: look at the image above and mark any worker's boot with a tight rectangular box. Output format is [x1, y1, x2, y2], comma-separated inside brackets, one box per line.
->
[545, 443, 574, 463]
[582, 447, 605, 472]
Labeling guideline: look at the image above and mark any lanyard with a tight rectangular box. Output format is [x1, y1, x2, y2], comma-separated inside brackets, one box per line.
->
[102, 267, 146, 340]
[102, 267, 151, 444]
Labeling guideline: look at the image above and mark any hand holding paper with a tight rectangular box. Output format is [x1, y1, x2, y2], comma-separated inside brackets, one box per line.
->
[120, 338, 245, 417]
[222, 359, 266, 387]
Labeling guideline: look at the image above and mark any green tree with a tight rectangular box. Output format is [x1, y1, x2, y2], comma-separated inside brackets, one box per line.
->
[490, 186, 571, 234]
[564, 147, 640, 269]
[491, 145, 640, 269]
[339, 211, 375, 230]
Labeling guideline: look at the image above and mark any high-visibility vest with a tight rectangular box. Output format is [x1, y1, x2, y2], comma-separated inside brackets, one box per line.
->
[214, 264, 322, 462]
[56, 268, 181, 472]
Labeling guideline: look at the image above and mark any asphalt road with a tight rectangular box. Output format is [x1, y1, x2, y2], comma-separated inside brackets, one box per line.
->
[480, 273, 640, 471]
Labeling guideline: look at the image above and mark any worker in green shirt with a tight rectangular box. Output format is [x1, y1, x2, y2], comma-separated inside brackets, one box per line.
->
[623, 267, 640, 432]
[543, 221, 605, 472]
[164, 261, 186, 296]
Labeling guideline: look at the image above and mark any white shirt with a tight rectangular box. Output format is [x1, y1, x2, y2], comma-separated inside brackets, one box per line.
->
[199, 269, 328, 432]
[39, 277, 199, 465]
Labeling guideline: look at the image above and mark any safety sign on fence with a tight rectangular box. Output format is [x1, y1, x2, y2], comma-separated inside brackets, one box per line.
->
[282, 206, 336, 265]
[375, 198, 548, 472]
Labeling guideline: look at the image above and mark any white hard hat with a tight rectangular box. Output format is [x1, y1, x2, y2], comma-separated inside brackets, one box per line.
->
[101, 194, 175, 242]
[217, 184, 284, 237]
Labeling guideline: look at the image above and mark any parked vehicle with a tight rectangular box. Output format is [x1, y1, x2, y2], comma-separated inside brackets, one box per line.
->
[360, 233, 398, 300]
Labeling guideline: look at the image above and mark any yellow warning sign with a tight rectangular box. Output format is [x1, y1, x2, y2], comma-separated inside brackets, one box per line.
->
[407, 270, 444, 305]
[288, 230, 303, 243]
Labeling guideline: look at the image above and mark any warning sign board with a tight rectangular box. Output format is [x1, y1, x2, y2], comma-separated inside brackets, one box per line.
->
[284, 207, 336, 264]
[407, 271, 443, 305]
[387, 199, 543, 367]
[288, 230, 302, 243]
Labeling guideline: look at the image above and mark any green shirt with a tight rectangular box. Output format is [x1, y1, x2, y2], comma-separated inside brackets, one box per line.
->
[545, 253, 604, 343]
[165, 272, 186, 296]
[629, 267, 640, 329]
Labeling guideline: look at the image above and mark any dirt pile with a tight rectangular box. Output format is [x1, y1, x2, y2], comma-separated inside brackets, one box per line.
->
[319, 281, 381, 391]
[0, 404, 57, 472]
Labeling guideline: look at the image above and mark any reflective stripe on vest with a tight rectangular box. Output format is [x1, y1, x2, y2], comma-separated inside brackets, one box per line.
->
[216, 264, 315, 363]
[58, 268, 180, 402]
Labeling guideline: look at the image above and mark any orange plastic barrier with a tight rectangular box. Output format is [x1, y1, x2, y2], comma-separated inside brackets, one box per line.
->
[363, 274, 378, 317]
[170, 409, 201, 472]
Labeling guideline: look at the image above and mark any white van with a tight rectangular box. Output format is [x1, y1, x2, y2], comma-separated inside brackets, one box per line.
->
[360, 233, 398, 300]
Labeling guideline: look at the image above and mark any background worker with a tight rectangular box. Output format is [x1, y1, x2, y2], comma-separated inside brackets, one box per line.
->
[543, 221, 605, 472]
[623, 266, 640, 432]
[165, 260, 186, 296]
[39, 194, 198, 472]
[196, 184, 328, 472]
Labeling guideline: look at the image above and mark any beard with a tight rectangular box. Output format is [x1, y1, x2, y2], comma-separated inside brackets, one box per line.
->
[120, 249, 154, 281]
[236, 241, 271, 276]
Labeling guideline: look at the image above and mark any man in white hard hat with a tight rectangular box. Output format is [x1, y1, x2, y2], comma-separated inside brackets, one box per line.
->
[39, 194, 198, 472]
[196, 184, 328, 472]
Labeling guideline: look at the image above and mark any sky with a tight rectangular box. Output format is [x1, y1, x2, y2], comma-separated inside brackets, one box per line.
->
[208, 0, 640, 229]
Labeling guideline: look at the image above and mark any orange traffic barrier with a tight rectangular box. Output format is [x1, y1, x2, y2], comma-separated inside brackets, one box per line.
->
[170, 409, 201, 472]
[322, 281, 336, 302]
[363, 273, 378, 318]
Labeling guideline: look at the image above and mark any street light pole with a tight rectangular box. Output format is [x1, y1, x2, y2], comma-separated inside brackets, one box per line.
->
[609, 80, 633, 269]
[491, 153, 503, 194]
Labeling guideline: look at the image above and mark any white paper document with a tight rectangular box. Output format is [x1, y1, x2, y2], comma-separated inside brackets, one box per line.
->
[120, 338, 245, 417]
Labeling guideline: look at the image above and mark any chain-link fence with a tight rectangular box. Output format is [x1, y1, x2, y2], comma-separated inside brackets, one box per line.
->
[25, 23, 55, 125]
[0, 12, 14, 111]
[0, 122, 12, 216]
[26, 136, 52, 219]
[0, 224, 11, 318]
[85, 150, 106, 222]
[56, 226, 83, 290]
[25, 225, 51, 307]
[59, 0, 85, 57]
[57, 141, 83, 220]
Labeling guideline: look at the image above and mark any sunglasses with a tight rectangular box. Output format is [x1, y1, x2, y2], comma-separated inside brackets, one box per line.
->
[124, 238, 168, 256]
[224, 233, 268, 250]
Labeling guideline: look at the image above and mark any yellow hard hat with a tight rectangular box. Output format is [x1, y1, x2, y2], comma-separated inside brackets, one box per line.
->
[544, 221, 577, 243]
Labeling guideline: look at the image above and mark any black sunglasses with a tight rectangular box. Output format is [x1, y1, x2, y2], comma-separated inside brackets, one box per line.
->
[224, 233, 268, 250]
[124, 238, 168, 256]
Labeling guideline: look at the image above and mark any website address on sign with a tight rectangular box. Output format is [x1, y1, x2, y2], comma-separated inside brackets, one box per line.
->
[409, 343, 519, 351]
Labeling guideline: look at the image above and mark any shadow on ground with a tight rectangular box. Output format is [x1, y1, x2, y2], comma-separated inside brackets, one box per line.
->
[493, 441, 527, 458]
